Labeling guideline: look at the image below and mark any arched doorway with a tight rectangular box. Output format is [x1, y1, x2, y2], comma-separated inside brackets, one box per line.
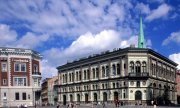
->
[77, 94, 80, 102]
[114, 92, 119, 101]
[135, 91, 142, 100]
[70, 94, 73, 102]
[63, 95, 66, 105]
[103, 92, 107, 102]
[93, 93, 97, 102]
[85, 94, 89, 103]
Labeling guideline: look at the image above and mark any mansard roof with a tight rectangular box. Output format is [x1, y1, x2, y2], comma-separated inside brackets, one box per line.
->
[57, 47, 178, 71]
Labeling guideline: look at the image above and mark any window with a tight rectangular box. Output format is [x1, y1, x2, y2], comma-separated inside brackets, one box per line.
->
[93, 68, 95, 79]
[22, 92, 26, 100]
[137, 81, 140, 87]
[87, 69, 90, 79]
[112, 64, 116, 75]
[14, 63, 26, 72]
[15, 92, 19, 100]
[142, 61, 146, 72]
[28, 94, 30, 99]
[1, 63, 7, 72]
[135, 61, 141, 74]
[84, 70, 86, 80]
[102, 66, 105, 77]
[4, 92, 6, 97]
[105, 66, 109, 77]
[96, 68, 99, 78]
[33, 64, 38, 72]
[3, 79, 7, 85]
[14, 77, 27, 86]
[130, 61, 134, 73]
[79, 71, 81, 80]
[117, 64, 120, 75]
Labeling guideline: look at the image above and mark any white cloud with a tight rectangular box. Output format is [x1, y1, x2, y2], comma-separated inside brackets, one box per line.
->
[135, 3, 151, 15]
[0, 0, 133, 36]
[15, 32, 49, 49]
[169, 53, 180, 69]
[0, 24, 17, 45]
[0, 23, 50, 49]
[162, 30, 180, 45]
[146, 4, 171, 21]
[42, 30, 139, 77]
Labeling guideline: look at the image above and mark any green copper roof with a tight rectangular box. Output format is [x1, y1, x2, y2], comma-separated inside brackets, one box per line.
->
[138, 17, 145, 48]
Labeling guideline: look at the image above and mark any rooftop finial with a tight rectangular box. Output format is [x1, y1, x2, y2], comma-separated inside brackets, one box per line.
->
[138, 17, 145, 48]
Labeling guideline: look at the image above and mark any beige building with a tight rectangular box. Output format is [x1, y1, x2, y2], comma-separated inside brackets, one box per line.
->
[41, 76, 58, 106]
[57, 47, 177, 105]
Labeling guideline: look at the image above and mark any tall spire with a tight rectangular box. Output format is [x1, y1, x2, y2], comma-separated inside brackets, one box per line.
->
[138, 17, 145, 48]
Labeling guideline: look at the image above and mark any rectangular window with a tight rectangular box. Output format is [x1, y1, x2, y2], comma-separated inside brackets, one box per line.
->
[33, 64, 38, 72]
[15, 92, 19, 100]
[28, 94, 30, 99]
[22, 92, 26, 100]
[14, 63, 26, 72]
[1, 63, 7, 72]
[13, 77, 27, 86]
[4, 92, 6, 97]
[3, 79, 7, 85]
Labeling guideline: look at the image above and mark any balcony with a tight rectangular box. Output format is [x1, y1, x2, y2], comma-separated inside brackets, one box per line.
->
[128, 72, 149, 79]
[32, 72, 42, 78]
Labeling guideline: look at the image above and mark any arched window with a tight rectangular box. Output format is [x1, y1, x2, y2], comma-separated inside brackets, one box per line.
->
[96, 68, 99, 78]
[136, 61, 141, 75]
[69, 73, 71, 82]
[102, 66, 105, 77]
[79, 71, 81, 80]
[106, 66, 109, 77]
[65, 74, 67, 83]
[87, 69, 90, 79]
[72, 73, 74, 82]
[63, 74, 65, 83]
[142, 61, 146, 72]
[112, 64, 116, 75]
[76, 72, 78, 81]
[93, 68, 95, 79]
[137, 81, 140, 87]
[117, 63, 120, 75]
[130, 61, 134, 73]
[84, 70, 86, 80]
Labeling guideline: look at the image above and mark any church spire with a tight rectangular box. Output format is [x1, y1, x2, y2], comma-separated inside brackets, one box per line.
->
[138, 17, 145, 48]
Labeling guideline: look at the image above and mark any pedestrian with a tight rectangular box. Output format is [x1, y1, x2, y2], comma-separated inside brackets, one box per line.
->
[102, 101, 105, 108]
[153, 100, 156, 108]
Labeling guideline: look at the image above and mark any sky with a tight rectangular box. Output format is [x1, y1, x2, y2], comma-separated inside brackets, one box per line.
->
[0, 0, 180, 79]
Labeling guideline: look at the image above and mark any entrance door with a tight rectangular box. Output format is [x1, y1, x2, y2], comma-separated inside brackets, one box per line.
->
[94, 93, 97, 102]
[114, 92, 119, 101]
[135, 91, 142, 100]
[77, 94, 80, 102]
[85, 94, 89, 103]
[70, 94, 73, 102]
[103, 92, 107, 102]
[63, 95, 66, 105]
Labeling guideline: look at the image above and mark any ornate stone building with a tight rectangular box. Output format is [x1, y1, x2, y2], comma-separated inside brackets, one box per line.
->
[57, 47, 177, 105]
[0, 47, 42, 107]
[57, 18, 178, 105]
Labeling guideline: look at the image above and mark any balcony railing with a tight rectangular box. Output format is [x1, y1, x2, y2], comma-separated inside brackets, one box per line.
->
[32, 72, 41, 75]
[128, 72, 149, 77]
[32, 72, 41, 78]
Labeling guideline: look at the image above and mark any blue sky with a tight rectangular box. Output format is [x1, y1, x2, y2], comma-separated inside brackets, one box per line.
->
[0, 0, 180, 79]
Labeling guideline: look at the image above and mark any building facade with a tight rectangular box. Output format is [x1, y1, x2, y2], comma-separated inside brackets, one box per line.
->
[41, 76, 58, 106]
[176, 70, 180, 104]
[0, 47, 42, 107]
[57, 47, 177, 105]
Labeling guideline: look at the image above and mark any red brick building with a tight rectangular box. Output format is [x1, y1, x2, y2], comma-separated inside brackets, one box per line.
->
[0, 47, 42, 107]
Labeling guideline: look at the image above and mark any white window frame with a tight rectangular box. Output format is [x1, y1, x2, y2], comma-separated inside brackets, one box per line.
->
[14, 63, 26, 72]
[1, 62, 7, 72]
[13, 77, 27, 86]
